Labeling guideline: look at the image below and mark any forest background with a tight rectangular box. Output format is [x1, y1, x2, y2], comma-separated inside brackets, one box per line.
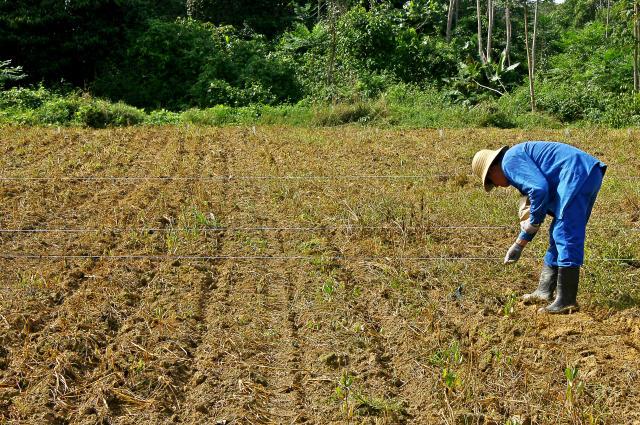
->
[1, 0, 640, 129]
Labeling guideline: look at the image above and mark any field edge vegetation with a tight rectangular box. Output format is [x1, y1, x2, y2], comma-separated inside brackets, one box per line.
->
[3, 83, 638, 130]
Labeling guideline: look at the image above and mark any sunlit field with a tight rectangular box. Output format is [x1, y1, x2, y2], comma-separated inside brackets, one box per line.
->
[1, 126, 639, 424]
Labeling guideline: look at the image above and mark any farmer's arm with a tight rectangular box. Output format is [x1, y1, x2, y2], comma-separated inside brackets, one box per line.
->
[502, 154, 550, 241]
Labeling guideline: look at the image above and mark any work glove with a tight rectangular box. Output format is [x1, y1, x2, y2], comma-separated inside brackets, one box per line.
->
[504, 242, 525, 264]
[520, 218, 541, 235]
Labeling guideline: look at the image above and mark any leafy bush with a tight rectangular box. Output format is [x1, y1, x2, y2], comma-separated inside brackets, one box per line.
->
[0, 85, 53, 110]
[36, 97, 80, 125]
[257, 104, 314, 125]
[182, 105, 238, 126]
[77, 99, 145, 128]
[596, 93, 640, 128]
[393, 29, 456, 84]
[0, 59, 26, 89]
[93, 19, 214, 109]
[94, 19, 302, 110]
[337, 6, 398, 75]
[385, 83, 448, 108]
[545, 22, 633, 94]
[145, 109, 182, 126]
[535, 81, 611, 122]
[277, 5, 457, 104]
[0, 85, 148, 127]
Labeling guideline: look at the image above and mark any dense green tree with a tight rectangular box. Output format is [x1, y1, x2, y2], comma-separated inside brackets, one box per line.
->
[93, 20, 301, 109]
[552, 0, 604, 28]
[190, 0, 311, 37]
[0, 0, 186, 87]
[1, 0, 639, 119]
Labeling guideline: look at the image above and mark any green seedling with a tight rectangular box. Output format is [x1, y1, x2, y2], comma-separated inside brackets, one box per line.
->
[321, 278, 337, 301]
[192, 207, 221, 228]
[429, 340, 463, 367]
[308, 321, 321, 330]
[192, 208, 208, 226]
[565, 365, 586, 423]
[17, 272, 49, 290]
[441, 368, 458, 389]
[155, 306, 166, 319]
[129, 356, 144, 375]
[504, 293, 517, 315]
[335, 372, 355, 423]
[165, 230, 178, 253]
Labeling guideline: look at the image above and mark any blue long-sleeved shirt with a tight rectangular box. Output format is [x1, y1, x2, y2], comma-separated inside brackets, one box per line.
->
[501, 142, 606, 241]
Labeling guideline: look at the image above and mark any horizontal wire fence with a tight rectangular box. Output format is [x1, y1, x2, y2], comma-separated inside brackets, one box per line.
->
[1, 175, 448, 181]
[1, 254, 639, 262]
[1, 174, 640, 181]
[3, 226, 637, 261]
[1, 173, 638, 262]
[0, 225, 638, 233]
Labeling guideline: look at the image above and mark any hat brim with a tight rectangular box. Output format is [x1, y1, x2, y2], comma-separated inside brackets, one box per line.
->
[481, 146, 509, 191]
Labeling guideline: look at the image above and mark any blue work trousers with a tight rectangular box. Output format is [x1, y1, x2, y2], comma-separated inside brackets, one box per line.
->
[543, 167, 605, 268]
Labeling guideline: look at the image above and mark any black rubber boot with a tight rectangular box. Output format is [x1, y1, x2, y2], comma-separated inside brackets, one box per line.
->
[538, 266, 580, 314]
[523, 263, 558, 304]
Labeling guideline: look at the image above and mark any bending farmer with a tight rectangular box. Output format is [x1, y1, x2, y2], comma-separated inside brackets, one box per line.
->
[472, 142, 607, 314]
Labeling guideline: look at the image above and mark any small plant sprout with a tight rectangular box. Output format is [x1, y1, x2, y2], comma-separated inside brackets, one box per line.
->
[429, 340, 463, 367]
[165, 229, 178, 253]
[504, 293, 517, 315]
[428, 340, 465, 392]
[335, 372, 355, 422]
[321, 278, 337, 301]
[565, 365, 586, 423]
[17, 272, 48, 290]
[441, 368, 459, 390]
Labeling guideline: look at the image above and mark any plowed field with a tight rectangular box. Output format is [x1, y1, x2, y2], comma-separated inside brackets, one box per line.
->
[1, 126, 639, 425]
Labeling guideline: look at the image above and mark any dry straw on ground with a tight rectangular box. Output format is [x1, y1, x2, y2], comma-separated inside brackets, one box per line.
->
[0, 126, 639, 424]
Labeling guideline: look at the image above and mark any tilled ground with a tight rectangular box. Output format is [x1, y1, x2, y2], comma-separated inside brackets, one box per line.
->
[0, 126, 639, 425]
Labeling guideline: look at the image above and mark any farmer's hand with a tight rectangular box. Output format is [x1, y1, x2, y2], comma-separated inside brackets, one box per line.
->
[504, 241, 526, 264]
[520, 218, 540, 235]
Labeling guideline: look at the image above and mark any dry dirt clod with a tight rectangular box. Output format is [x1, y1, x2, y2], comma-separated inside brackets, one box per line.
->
[194, 402, 209, 414]
[320, 352, 349, 368]
[193, 372, 207, 385]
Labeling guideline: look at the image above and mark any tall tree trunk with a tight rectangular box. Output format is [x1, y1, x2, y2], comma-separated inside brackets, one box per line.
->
[524, 1, 535, 112]
[327, 1, 337, 91]
[504, 5, 512, 68]
[532, 0, 539, 76]
[606, 0, 610, 39]
[447, 0, 456, 43]
[186, 0, 199, 19]
[477, 0, 486, 63]
[487, 0, 494, 62]
[635, 1, 639, 94]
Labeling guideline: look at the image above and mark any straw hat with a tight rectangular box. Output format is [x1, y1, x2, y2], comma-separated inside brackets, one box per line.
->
[472, 146, 508, 191]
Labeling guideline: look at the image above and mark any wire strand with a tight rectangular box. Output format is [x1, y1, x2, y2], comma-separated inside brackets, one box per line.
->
[0, 225, 637, 233]
[0, 254, 637, 262]
[0, 174, 448, 181]
[1, 174, 639, 182]
[0, 225, 509, 233]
